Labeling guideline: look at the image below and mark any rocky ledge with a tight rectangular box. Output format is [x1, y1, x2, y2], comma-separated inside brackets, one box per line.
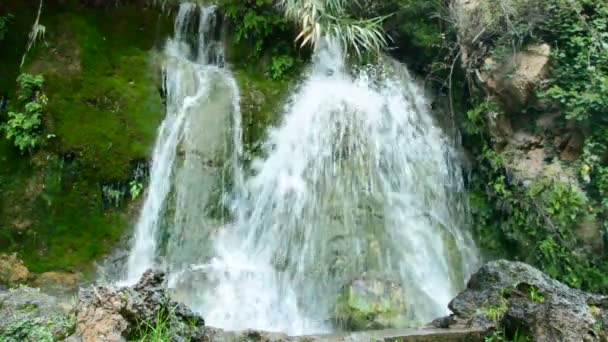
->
[1, 260, 607, 341]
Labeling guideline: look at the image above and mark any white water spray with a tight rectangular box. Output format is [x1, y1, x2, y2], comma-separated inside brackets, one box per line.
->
[123, 3, 241, 285]
[123, 4, 476, 334]
[168, 39, 477, 334]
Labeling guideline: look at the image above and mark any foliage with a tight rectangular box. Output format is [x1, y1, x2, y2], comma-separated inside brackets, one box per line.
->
[0, 318, 54, 342]
[529, 285, 545, 303]
[269, 54, 296, 80]
[467, 137, 608, 292]
[0, 8, 170, 274]
[130, 180, 144, 200]
[21, 0, 47, 67]
[462, 0, 608, 294]
[539, 0, 608, 123]
[451, 0, 546, 61]
[222, 0, 290, 57]
[486, 300, 508, 323]
[2, 74, 47, 153]
[221, 0, 299, 78]
[0, 314, 75, 342]
[279, 0, 390, 56]
[135, 307, 175, 342]
[0, 14, 13, 41]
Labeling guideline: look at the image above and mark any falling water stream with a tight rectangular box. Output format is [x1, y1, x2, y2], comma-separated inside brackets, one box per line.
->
[122, 3, 477, 336]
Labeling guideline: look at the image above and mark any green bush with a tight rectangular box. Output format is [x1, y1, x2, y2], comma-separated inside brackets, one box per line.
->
[221, 0, 290, 57]
[220, 0, 300, 78]
[2, 74, 47, 153]
[539, 1, 608, 123]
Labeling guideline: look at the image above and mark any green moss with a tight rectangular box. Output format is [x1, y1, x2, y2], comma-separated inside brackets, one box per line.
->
[27, 8, 170, 181]
[0, 4, 172, 273]
[234, 67, 297, 164]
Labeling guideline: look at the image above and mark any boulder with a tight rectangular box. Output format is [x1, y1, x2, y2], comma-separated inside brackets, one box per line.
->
[334, 276, 408, 330]
[479, 44, 551, 110]
[442, 260, 608, 342]
[75, 270, 204, 342]
[33, 271, 82, 297]
[0, 253, 30, 286]
[0, 286, 75, 341]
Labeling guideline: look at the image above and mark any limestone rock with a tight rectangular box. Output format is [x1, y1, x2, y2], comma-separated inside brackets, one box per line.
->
[33, 271, 82, 296]
[334, 276, 408, 330]
[444, 260, 608, 342]
[75, 270, 204, 342]
[0, 253, 30, 286]
[0, 286, 75, 340]
[479, 44, 551, 109]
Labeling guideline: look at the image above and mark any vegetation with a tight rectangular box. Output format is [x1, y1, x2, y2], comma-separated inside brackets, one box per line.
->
[221, 0, 299, 80]
[279, 0, 390, 56]
[0, 3, 171, 273]
[2, 73, 47, 153]
[0, 314, 75, 342]
[134, 308, 175, 342]
[461, 0, 608, 294]
[0, 0, 606, 318]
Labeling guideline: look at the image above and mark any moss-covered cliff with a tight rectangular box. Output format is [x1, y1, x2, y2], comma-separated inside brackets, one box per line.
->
[0, 0, 300, 278]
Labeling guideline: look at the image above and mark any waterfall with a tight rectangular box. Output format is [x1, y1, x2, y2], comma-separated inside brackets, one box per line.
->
[122, 3, 241, 286]
[123, 3, 476, 335]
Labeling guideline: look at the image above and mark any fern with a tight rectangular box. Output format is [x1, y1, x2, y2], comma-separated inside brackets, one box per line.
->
[279, 0, 391, 56]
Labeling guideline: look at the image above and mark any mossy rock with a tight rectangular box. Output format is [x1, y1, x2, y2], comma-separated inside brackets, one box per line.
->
[334, 276, 409, 331]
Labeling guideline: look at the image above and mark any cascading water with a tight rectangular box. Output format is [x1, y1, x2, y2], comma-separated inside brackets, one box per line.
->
[123, 3, 241, 286]
[123, 3, 477, 335]
[167, 39, 477, 333]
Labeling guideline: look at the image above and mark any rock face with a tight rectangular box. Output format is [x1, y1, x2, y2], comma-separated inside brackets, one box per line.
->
[0, 286, 75, 341]
[0, 253, 30, 286]
[479, 44, 551, 110]
[334, 276, 409, 330]
[443, 260, 608, 342]
[33, 271, 82, 297]
[75, 270, 204, 342]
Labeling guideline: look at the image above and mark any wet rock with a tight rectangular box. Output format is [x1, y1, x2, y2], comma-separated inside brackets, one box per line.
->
[75, 270, 204, 342]
[33, 271, 82, 297]
[0, 253, 30, 286]
[0, 286, 75, 341]
[334, 276, 408, 330]
[444, 260, 608, 342]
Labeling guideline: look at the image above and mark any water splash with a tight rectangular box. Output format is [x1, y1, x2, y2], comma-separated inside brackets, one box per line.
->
[123, 4, 476, 333]
[169, 38, 477, 334]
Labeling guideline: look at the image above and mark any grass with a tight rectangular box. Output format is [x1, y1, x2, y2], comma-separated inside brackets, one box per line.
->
[135, 307, 176, 342]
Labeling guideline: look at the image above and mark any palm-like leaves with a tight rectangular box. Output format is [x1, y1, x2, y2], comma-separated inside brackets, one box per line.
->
[279, 0, 390, 56]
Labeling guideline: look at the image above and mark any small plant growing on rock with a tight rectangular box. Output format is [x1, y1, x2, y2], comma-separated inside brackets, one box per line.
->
[480, 297, 509, 323]
[130, 180, 144, 200]
[2, 73, 47, 153]
[135, 306, 175, 342]
[529, 286, 544, 303]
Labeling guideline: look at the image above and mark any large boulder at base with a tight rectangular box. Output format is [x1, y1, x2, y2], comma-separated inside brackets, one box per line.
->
[0, 253, 30, 286]
[0, 286, 75, 341]
[442, 260, 608, 341]
[333, 276, 408, 330]
[75, 270, 204, 342]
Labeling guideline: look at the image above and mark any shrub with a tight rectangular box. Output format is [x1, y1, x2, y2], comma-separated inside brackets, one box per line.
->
[2, 74, 48, 153]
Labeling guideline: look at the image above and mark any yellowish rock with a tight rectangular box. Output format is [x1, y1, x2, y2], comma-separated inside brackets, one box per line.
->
[0, 253, 30, 286]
